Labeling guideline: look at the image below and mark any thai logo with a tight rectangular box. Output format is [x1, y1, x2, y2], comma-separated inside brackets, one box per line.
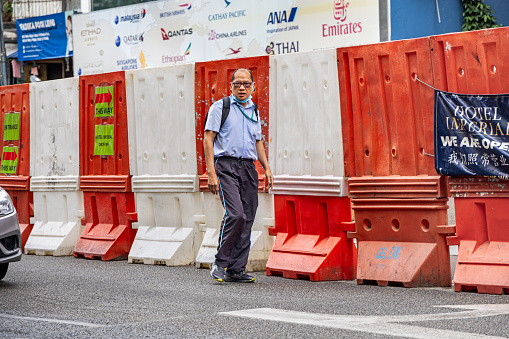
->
[334, 0, 349, 21]
[265, 41, 299, 55]
[265, 42, 274, 55]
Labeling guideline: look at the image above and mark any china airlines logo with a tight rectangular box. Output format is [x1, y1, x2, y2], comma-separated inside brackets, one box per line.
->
[334, 0, 349, 21]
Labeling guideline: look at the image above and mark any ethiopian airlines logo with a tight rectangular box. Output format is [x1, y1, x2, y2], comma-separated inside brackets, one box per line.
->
[334, 0, 349, 21]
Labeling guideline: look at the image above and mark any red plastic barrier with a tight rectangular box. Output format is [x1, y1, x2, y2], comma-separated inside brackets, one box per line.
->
[195, 56, 270, 191]
[0, 84, 32, 248]
[265, 195, 356, 281]
[337, 38, 435, 177]
[74, 192, 137, 261]
[431, 27, 509, 94]
[349, 196, 453, 287]
[76, 72, 136, 260]
[79, 71, 130, 182]
[431, 27, 509, 294]
[447, 177, 509, 294]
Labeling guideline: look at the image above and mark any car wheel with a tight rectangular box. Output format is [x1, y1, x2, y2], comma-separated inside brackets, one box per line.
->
[0, 263, 8, 280]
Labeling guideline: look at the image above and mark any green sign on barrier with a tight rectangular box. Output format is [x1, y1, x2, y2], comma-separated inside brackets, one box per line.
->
[4, 113, 21, 141]
[94, 85, 114, 118]
[94, 125, 114, 156]
[0, 146, 19, 174]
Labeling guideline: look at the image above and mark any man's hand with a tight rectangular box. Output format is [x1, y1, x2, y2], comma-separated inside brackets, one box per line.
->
[208, 171, 219, 195]
[265, 168, 274, 189]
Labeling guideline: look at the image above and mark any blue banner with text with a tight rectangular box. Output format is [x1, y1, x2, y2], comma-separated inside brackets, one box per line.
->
[16, 11, 73, 61]
[435, 91, 509, 178]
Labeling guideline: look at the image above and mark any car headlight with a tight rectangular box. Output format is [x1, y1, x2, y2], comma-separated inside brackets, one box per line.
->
[0, 188, 14, 216]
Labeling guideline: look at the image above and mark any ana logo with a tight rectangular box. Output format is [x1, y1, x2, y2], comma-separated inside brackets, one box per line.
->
[226, 47, 241, 55]
[114, 16, 119, 24]
[140, 8, 146, 18]
[160, 28, 193, 40]
[115, 36, 121, 47]
[334, 0, 349, 21]
[267, 7, 298, 25]
[265, 41, 299, 55]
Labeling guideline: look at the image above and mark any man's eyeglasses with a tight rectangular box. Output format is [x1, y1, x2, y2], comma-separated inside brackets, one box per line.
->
[231, 82, 253, 88]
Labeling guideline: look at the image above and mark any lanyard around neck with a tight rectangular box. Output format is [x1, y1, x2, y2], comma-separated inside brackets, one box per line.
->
[236, 103, 258, 123]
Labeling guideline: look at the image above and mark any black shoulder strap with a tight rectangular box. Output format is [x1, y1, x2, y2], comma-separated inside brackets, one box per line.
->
[220, 96, 231, 129]
[253, 102, 259, 118]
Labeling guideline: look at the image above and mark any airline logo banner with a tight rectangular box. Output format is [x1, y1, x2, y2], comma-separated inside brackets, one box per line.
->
[73, 0, 379, 76]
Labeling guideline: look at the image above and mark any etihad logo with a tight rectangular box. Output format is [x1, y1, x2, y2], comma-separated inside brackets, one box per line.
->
[160, 3, 191, 18]
[334, 0, 348, 21]
[209, 29, 246, 40]
[161, 28, 193, 40]
[267, 7, 298, 25]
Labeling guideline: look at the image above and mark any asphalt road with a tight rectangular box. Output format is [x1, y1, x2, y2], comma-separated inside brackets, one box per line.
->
[1, 255, 508, 338]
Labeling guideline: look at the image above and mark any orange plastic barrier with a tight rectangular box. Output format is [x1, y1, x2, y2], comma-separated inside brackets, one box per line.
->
[265, 195, 356, 281]
[350, 196, 453, 287]
[74, 192, 137, 261]
[194, 56, 270, 191]
[337, 38, 436, 177]
[447, 177, 509, 294]
[431, 27, 509, 294]
[0, 84, 32, 249]
[75, 71, 136, 260]
[337, 38, 455, 287]
[431, 27, 509, 94]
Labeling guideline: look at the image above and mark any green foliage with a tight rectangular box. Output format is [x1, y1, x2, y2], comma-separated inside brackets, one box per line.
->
[2, 0, 13, 21]
[462, 0, 501, 31]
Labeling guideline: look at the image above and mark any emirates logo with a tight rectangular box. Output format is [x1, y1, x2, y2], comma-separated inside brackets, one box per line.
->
[334, 0, 349, 21]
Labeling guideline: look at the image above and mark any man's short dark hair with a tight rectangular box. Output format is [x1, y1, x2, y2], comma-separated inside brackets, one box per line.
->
[232, 68, 253, 82]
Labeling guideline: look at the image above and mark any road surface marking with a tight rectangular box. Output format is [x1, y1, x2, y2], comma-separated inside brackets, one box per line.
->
[0, 313, 106, 328]
[220, 304, 509, 338]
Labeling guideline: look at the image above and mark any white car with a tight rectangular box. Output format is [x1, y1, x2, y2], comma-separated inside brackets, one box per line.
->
[0, 188, 21, 280]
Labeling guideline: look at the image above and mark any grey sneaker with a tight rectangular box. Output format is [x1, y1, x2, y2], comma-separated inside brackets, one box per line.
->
[210, 264, 226, 282]
[224, 271, 255, 283]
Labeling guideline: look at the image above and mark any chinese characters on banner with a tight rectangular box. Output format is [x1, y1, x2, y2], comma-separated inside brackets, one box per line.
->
[435, 91, 509, 179]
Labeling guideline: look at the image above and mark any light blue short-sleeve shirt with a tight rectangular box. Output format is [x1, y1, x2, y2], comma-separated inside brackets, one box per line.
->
[204, 95, 262, 161]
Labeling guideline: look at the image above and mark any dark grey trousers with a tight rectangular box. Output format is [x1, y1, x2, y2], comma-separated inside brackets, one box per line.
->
[214, 156, 259, 274]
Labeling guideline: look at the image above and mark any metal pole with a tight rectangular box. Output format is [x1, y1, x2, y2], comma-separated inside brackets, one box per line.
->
[0, 5, 8, 86]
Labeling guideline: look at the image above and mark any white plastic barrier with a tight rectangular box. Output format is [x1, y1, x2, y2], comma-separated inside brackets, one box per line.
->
[195, 192, 274, 272]
[26, 78, 84, 256]
[268, 49, 347, 196]
[126, 64, 202, 266]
